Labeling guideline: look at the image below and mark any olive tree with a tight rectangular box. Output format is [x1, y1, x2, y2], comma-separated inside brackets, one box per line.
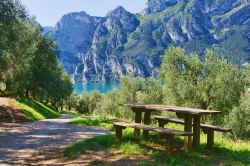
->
[159, 47, 247, 115]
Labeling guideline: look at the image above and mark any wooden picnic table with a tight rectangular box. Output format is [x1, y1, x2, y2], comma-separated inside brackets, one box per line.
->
[124, 104, 221, 148]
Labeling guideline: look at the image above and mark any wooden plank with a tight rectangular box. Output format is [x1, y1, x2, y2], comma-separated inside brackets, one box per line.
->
[105, 119, 192, 136]
[125, 104, 221, 115]
[155, 116, 185, 125]
[201, 124, 232, 132]
[193, 115, 201, 147]
[154, 116, 231, 132]
[176, 112, 186, 118]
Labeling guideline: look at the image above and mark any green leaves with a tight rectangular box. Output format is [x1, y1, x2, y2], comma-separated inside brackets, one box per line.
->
[0, 0, 72, 107]
[225, 94, 250, 139]
[245, 65, 250, 86]
[160, 47, 247, 114]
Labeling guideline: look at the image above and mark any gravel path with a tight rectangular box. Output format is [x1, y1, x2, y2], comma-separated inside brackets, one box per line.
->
[0, 115, 111, 165]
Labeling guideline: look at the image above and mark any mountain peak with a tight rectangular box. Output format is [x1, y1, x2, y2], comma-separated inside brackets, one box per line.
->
[142, 0, 178, 15]
[107, 6, 128, 16]
[114, 5, 125, 11]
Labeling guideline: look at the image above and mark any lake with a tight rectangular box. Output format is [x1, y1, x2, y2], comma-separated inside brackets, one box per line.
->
[73, 82, 120, 95]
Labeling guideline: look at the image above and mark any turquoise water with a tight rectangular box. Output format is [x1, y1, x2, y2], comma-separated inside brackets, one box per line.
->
[73, 82, 120, 95]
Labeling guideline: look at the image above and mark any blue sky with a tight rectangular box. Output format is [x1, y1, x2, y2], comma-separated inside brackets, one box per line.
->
[20, 0, 147, 27]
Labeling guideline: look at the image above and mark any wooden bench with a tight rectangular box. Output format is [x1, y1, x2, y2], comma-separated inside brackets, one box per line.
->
[154, 116, 232, 148]
[105, 119, 193, 154]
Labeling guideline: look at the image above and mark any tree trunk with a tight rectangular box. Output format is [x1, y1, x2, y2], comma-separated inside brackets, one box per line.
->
[25, 89, 29, 98]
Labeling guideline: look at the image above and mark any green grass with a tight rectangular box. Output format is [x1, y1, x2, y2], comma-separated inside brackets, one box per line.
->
[14, 98, 60, 121]
[65, 118, 250, 165]
[69, 116, 113, 130]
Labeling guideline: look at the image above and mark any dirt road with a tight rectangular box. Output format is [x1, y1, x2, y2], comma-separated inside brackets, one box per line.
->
[0, 115, 110, 165]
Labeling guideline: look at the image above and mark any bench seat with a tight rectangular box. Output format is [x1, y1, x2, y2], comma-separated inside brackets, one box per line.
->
[105, 119, 192, 136]
[154, 116, 232, 148]
[105, 119, 193, 154]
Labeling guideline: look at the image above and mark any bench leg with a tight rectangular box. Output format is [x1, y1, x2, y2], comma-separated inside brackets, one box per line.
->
[115, 125, 125, 142]
[134, 110, 142, 138]
[207, 130, 214, 148]
[143, 111, 151, 137]
[193, 115, 201, 148]
[165, 134, 174, 155]
[184, 114, 192, 152]
[158, 120, 166, 128]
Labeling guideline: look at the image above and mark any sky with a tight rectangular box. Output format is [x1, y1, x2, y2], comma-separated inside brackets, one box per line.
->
[20, 0, 147, 27]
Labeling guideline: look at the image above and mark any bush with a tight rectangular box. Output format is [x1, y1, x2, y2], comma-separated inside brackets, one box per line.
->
[225, 94, 250, 139]
[75, 93, 89, 114]
[94, 89, 134, 119]
[93, 76, 163, 120]
[75, 91, 102, 115]
[88, 91, 102, 114]
[136, 77, 163, 104]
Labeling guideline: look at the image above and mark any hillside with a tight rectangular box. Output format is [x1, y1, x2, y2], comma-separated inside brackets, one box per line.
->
[45, 0, 250, 82]
[0, 98, 60, 123]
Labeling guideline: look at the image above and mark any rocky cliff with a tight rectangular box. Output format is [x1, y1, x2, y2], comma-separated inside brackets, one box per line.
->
[44, 0, 250, 82]
[50, 12, 102, 74]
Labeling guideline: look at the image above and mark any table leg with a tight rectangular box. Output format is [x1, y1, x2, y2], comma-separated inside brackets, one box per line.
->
[165, 134, 174, 155]
[134, 110, 142, 138]
[184, 114, 192, 152]
[193, 115, 201, 147]
[115, 125, 126, 143]
[143, 111, 151, 137]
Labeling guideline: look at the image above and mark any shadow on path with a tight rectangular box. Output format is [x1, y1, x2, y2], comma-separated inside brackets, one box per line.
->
[0, 115, 111, 165]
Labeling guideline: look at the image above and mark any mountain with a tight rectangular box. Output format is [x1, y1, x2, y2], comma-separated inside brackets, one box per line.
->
[46, 12, 102, 74]
[44, 0, 250, 82]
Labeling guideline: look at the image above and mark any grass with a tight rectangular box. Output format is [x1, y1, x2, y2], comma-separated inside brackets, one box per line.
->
[13, 98, 61, 121]
[69, 116, 113, 130]
[65, 117, 250, 165]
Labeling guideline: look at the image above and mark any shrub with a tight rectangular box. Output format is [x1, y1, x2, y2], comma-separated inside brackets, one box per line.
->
[75, 91, 102, 114]
[94, 76, 163, 120]
[225, 94, 250, 139]
[88, 91, 102, 114]
[94, 89, 129, 119]
[75, 93, 89, 114]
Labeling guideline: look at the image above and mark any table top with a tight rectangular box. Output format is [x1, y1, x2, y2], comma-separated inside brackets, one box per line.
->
[124, 104, 221, 115]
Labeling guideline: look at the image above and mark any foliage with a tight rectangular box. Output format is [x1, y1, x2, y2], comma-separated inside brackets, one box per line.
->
[225, 94, 250, 139]
[75, 91, 102, 114]
[75, 93, 89, 114]
[94, 89, 126, 118]
[87, 91, 102, 113]
[65, 93, 78, 111]
[136, 77, 163, 104]
[159, 47, 247, 117]
[245, 65, 250, 86]
[119, 76, 144, 103]
[91, 76, 162, 119]
[0, 0, 72, 108]
[71, 76, 162, 119]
